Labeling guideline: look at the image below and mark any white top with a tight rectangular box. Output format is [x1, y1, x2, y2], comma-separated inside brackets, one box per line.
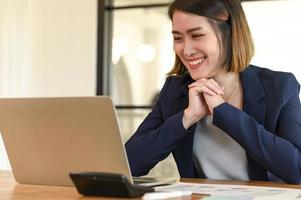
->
[193, 115, 249, 180]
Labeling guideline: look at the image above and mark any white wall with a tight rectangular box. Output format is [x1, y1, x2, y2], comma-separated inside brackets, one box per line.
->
[0, 0, 97, 169]
[243, 0, 301, 87]
[29, 0, 97, 96]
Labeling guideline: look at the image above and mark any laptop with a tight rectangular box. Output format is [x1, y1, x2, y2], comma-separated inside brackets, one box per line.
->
[0, 96, 175, 187]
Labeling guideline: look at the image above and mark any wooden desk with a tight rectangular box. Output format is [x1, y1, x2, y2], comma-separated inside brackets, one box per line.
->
[1, 170, 301, 200]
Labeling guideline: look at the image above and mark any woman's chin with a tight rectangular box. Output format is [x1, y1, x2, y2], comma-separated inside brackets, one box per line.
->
[190, 73, 208, 81]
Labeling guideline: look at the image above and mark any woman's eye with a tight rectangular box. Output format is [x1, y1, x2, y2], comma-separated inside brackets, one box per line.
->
[192, 34, 204, 38]
[173, 37, 182, 42]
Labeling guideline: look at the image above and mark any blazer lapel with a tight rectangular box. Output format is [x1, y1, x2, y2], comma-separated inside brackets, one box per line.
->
[241, 66, 268, 181]
[241, 67, 266, 125]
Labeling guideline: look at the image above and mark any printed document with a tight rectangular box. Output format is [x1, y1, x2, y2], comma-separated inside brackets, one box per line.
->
[155, 182, 301, 199]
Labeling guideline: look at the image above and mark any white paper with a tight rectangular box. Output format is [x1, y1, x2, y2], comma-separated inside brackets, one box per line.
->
[155, 182, 301, 199]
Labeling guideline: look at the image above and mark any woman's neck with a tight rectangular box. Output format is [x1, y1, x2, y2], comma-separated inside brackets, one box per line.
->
[214, 70, 239, 85]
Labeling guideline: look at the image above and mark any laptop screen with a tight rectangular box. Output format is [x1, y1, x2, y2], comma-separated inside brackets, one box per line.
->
[0, 96, 132, 186]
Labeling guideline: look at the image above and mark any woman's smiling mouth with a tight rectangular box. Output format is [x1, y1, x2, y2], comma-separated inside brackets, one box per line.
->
[188, 57, 206, 69]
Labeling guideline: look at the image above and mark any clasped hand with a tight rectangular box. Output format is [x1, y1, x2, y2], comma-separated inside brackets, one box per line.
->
[182, 78, 225, 129]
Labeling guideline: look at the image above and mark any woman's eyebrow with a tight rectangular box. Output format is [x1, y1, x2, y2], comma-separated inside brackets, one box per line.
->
[172, 27, 203, 34]
[187, 27, 203, 33]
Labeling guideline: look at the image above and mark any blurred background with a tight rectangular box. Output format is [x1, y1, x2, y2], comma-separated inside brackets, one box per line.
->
[0, 0, 300, 178]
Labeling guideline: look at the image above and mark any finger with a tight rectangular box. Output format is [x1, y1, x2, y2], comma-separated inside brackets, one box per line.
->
[204, 79, 224, 95]
[189, 80, 223, 96]
[189, 81, 219, 96]
[195, 78, 223, 95]
[188, 81, 203, 88]
[192, 85, 217, 96]
[198, 85, 217, 96]
[188, 78, 209, 88]
[188, 83, 195, 88]
[208, 79, 224, 94]
[208, 78, 221, 89]
[189, 85, 203, 95]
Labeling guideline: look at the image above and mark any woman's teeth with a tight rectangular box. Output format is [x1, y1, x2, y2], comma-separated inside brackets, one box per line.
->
[189, 57, 205, 67]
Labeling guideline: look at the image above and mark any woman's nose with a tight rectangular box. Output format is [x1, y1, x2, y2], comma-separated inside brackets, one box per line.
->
[183, 40, 197, 57]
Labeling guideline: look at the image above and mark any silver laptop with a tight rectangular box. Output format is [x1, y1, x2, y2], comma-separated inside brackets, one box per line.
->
[0, 96, 169, 187]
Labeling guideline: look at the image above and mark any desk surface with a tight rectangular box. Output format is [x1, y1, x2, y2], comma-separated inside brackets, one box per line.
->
[1, 170, 301, 200]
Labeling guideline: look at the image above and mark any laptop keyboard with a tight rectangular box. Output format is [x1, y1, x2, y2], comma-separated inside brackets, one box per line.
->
[133, 177, 157, 184]
[132, 176, 177, 187]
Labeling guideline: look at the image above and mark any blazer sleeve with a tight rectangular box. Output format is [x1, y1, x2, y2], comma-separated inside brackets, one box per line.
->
[125, 77, 191, 176]
[213, 74, 301, 184]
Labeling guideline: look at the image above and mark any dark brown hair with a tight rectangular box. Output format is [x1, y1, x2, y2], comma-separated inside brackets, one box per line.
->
[167, 0, 254, 75]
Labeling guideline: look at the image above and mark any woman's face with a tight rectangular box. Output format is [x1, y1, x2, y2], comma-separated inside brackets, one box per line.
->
[172, 10, 224, 80]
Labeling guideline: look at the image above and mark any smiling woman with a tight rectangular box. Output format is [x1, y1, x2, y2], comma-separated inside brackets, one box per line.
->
[125, 0, 301, 184]
[111, 0, 301, 180]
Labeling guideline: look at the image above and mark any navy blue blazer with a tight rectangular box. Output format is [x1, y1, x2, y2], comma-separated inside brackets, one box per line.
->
[125, 65, 301, 184]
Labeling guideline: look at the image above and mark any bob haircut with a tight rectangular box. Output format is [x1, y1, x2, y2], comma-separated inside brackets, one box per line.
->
[167, 0, 254, 75]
